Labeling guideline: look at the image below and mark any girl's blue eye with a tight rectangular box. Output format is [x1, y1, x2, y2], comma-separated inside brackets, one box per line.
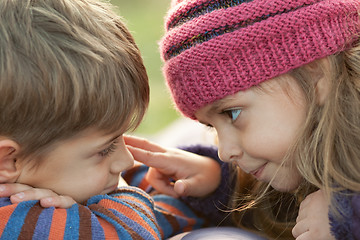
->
[224, 109, 242, 122]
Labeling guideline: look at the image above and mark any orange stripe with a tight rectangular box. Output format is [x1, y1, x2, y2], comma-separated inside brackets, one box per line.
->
[0, 204, 17, 235]
[111, 195, 154, 219]
[156, 202, 196, 232]
[99, 198, 158, 237]
[156, 202, 186, 217]
[48, 209, 66, 240]
[98, 217, 118, 239]
[183, 225, 194, 232]
[116, 193, 160, 232]
[91, 203, 144, 239]
[116, 195, 154, 214]
[138, 178, 150, 191]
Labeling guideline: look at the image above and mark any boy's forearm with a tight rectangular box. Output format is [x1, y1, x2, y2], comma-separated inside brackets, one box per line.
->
[0, 187, 160, 239]
[0, 186, 205, 239]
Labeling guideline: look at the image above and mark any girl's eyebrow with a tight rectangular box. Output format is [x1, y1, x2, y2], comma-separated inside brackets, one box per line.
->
[210, 95, 236, 112]
[210, 90, 246, 112]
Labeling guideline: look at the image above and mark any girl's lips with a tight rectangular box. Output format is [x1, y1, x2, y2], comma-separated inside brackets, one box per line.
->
[250, 163, 267, 179]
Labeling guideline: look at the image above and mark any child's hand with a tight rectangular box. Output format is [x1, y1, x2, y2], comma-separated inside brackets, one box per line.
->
[292, 189, 335, 240]
[0, 183, 76, 208]
[124, 135, 221, 198]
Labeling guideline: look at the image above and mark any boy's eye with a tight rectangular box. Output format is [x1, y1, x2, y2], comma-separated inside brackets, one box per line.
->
[223, 109, 242, 122]
[99, 139, 119, 157]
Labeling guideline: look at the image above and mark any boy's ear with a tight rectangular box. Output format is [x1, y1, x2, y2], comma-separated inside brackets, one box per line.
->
[0, 139, 21, 183]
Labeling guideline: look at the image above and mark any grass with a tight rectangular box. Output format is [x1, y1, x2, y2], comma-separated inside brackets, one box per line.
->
[110, 0, 180, 136]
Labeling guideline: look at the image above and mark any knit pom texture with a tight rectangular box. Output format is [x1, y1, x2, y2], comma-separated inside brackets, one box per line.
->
[160, 0, 360, 119]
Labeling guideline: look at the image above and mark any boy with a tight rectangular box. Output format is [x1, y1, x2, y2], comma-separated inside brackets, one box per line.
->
[0, 0, 205, 239]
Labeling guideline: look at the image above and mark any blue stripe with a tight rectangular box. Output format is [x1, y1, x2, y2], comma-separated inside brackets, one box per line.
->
[112, 190, 154, 210]
[32, 207, 54, 239]
[64, 205, 80, 240]
[87, 189, 161, 238]
[128, 173, 145, 187]
[154, 209, 173, 238]
[91, 210, 132, 239]
[154, 195, 200, 220]
[116, 198, 160, 237]
[122, 165, 149, 188]
[154, 195, 205, 232]
[0, 197, 11, 207]
[110, 209, 159, 240]
[90, 212, 105, 240]
[90, 187, 154, 211]
[96, 194, 159, 238]
[0, 200, 37, 240]
[89, 192, 160, 239]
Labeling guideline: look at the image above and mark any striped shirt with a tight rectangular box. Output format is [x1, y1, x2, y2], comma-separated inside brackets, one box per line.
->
[0, 165, 204, 239]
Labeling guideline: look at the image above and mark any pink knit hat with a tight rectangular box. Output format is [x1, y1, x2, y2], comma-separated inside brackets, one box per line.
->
[160, 0, 360, 119]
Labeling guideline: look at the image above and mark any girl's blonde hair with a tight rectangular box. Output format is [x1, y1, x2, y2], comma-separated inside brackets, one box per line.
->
[0, 0, 149, 161]
[229, 40, 360, 239]
[295, 42, 360, 208]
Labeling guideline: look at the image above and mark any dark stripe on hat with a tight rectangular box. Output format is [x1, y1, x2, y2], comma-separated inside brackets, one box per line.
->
[165, 2, 312, 60]
[168, 0, 254, 30]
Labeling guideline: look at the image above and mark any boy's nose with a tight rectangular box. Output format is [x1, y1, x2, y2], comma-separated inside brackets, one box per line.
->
[110, 139, 134, 174]
[110, 151, 134, 174]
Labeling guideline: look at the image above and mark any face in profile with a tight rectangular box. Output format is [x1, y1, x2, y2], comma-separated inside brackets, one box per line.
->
[15, 128, 134, 203]
[195, 75, 306, 192]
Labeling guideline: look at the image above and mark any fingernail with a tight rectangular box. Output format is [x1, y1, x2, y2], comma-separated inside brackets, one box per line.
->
[14, 192, 25, 200]
[0, 185, 5, 192]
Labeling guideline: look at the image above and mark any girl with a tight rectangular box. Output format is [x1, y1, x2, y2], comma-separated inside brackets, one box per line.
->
[125, 0, 360, 239]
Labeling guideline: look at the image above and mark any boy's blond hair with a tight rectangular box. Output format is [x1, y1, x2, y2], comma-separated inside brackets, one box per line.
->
[0, 0, 149, 161]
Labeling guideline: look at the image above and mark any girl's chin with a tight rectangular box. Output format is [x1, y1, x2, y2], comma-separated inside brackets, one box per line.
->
[270, 180, 301, 192]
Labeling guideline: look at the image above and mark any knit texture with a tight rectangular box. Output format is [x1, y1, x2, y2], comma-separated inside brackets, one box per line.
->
[0, 165, 205, 239]
[160, 0, 360, 119]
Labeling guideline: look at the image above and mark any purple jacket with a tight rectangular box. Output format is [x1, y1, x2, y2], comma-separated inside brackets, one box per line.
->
[329, 191, 360, 240]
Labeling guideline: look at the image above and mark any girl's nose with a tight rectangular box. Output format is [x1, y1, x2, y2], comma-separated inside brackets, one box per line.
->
[217, 130, 243, 163]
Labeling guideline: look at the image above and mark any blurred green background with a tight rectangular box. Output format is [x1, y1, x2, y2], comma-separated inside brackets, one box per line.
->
[110, 0, 180, 136]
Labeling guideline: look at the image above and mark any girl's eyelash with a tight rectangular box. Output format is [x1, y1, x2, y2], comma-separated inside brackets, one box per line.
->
[99, 139, 119, 157]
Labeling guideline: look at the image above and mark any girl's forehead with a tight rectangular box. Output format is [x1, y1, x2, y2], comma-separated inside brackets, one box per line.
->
[195, 75, 303, 119]
[201, 76, 287, 110]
